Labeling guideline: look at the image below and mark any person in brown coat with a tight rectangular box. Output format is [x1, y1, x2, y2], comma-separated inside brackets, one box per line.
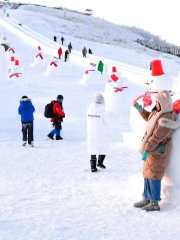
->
[68, 43, 72, 53]
[82, 47, 87, 58]
[132, 91, 180, 211]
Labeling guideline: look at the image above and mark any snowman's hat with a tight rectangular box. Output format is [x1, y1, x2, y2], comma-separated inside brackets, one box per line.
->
[15, 60, 19, 66]
[151, 60, 164, 76]
[111, 74, 119, 82]
[11, 56, 15, 62]
[38, 46, 41, 50]
[112, 66, 117, 72]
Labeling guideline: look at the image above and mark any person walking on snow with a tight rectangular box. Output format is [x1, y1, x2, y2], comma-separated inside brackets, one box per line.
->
[47, 95, 65, 140]
[82, 47, 87, 58]
[133, 90, 180, 211]
[61, 37, 65, 45]
[89, 48, 92, 54]
[18, 96, 35, 147]
[87, 93, 108, 172]
[98, 60, 104, 74]
[68, 42, 72, 53]
[58, 47, 62, 59]
[54, 36, 57, 42]
[64, 50, 69, 62]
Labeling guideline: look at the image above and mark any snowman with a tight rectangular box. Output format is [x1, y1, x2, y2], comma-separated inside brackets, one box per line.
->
[7, 44, 15, 59]
[31, 46, 43, 66]
[130, 59, 173, 140]
[79, 63, 97, 85]
[104, 67, 122, 95]
[44, 56, 58, 76]
[0, 44, 8, 80]
[8, 60, 22, 79]
[8, 56, 15, 73]
[105, 74, 129, 113]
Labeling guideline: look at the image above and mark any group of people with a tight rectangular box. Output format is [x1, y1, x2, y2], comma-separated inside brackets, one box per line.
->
[87, 90, 180, 212]
[18, 95, 65, 146]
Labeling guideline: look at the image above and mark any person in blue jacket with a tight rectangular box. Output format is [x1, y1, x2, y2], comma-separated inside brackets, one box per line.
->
[18, 96, 35, 147]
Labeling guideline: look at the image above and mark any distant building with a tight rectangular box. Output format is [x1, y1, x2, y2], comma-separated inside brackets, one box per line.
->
[84, 9, 93, 16]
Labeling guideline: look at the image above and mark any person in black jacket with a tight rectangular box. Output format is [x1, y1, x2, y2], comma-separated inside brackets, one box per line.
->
[61, 37, 65, 45]
[54, 36, 57, 42]
[64, 50, 69, 62]
[89, 48, 92, 54]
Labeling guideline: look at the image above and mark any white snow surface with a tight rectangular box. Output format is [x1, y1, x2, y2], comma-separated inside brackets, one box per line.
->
[0, 7, 180, 240]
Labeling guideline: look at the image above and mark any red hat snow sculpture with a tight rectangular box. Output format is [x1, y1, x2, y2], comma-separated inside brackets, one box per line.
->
[151, 60, 164, 76]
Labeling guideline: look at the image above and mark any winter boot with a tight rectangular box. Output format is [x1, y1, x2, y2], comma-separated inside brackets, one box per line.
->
[22, 141, 27, 146]
[134, 197, 150, 208]
[97, 156, 106, 169]
[142, 200, 160, 212]
[31, 141, 34, 147]
[90, 159, 98, 172]
[56, 136, 63, 140]
[47, 133, 54, 140]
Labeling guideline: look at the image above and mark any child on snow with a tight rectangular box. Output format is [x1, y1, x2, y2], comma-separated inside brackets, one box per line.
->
[18, 96, 35, 147]
[47, 95, 65, 140]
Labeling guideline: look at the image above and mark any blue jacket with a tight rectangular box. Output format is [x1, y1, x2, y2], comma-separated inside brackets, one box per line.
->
[18, 99, 35, 122]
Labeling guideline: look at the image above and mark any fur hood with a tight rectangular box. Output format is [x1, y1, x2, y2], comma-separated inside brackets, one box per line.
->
[20, 98, 32, 103]
[158, 117, 180, 130]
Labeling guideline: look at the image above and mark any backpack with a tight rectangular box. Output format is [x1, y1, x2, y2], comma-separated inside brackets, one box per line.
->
[44, 102, 55, 118]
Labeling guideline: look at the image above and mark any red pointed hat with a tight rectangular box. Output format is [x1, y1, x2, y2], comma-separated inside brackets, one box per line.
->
[151, 60, 164, 76]
[38, 46, 41, 50]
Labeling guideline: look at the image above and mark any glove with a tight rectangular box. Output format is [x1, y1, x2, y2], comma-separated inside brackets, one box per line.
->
[142, 151, 149, 161]
[135, 103, 143, 112]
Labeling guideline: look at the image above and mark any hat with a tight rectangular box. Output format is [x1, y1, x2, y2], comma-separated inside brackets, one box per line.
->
[111, 74, 119, 82]
[22, 96, 28, 99]
[57, 95, 64, 100]
[94, 92, 104, 104]
[151, 60, 164, 76]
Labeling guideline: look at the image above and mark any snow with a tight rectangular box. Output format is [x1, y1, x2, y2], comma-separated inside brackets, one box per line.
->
[0, 6, 180, 240]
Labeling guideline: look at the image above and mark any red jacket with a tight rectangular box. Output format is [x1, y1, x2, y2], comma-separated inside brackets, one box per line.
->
[58, 48, 62, 56]
[51, 101, 65, 122]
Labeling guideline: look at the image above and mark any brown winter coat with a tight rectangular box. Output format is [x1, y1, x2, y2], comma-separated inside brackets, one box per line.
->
[139, 109, 179, 180]
[82, 47, 87, 55]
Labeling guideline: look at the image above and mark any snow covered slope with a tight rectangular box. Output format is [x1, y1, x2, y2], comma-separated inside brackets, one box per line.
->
[0, 7, 180, 240]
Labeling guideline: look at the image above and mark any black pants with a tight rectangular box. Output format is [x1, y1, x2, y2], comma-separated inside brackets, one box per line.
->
[83, 54, 86, 58]
[53, 122, 62, 131]
[91, 155, 106, 161]
[59, 55, 61, 59]
[22, 122, 34, 144]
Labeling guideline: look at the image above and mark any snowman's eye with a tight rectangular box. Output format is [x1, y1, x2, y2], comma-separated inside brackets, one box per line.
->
[151, 80, 153, 82]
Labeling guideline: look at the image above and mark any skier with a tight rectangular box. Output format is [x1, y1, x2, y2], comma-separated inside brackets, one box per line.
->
[54, 36, 57, 42]
[64, 50, 69, 62]
[61, 37, 65, 45]
[47, 95, 65, 140]
[133, 90, 180, 211]
[18, 96, 35, 147]
[68, 43, 72, 53]
[87, 93, 108, 172]
[82, 47, 87, 58]
[89, 48, 92, 54]
[58, 47, 62, 59]
[98, 60, 104, 74]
